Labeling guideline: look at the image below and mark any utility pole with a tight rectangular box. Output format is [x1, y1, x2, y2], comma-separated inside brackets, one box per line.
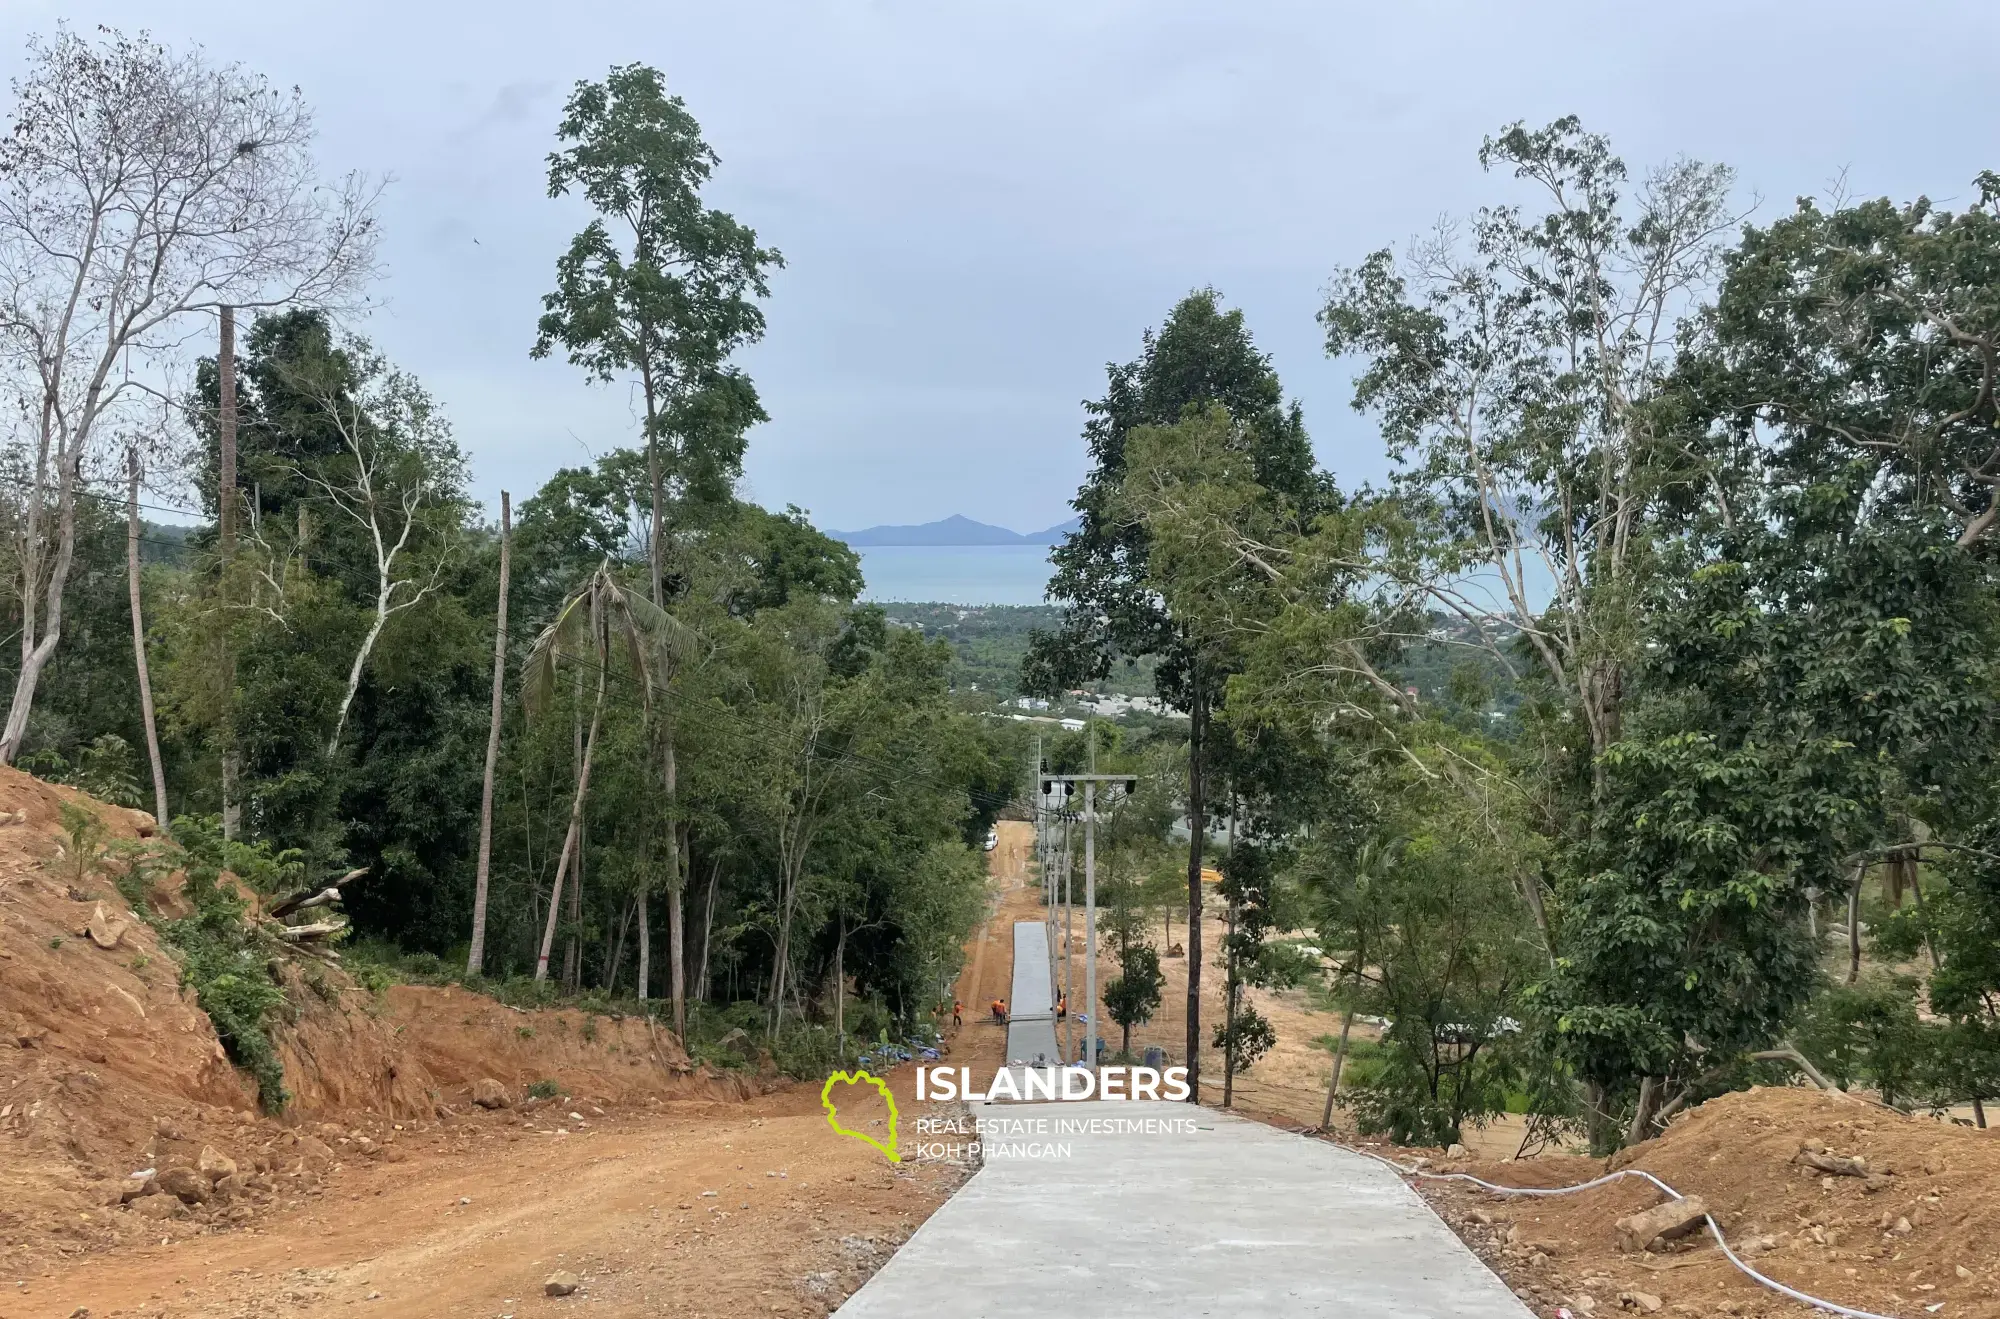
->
[217, 305, 240, 842]
[1038, 764, 1135, 1068]
[1085, 776, 1097, 1069]
[1085, 723, 1097, 1071]
[467, 491, 511, 977]
[1061, 798, 1073, 1062]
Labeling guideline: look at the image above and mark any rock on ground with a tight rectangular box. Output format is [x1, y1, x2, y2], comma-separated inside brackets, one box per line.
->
[1612, 1196, 1708, 1254]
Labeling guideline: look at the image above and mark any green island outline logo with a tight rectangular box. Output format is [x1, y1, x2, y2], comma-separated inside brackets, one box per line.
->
[821, 1069, 901, 1163]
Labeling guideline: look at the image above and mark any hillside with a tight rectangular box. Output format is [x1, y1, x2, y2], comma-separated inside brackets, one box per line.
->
[0, 767, 997, 1319]
[0, 767, 761, 1273]
[880, 602, 1159, 698]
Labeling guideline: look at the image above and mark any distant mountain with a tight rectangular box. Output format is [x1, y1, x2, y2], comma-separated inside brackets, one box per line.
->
[1022, 515, 1082, 544]
[830, 513, 1081, 547]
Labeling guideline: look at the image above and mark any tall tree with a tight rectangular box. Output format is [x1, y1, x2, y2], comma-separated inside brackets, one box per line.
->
[1027, 290, 1319, 1101]
[0, 27, 377, 763]
[522, 559, 697, 983]
[1319, 118, 1736, 807]
[532, 62, 779, 1035]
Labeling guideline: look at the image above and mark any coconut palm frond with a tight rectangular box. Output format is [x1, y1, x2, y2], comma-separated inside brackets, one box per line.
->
[522, 572, 599, 720]
[521, 560, 711, 721]
[611, 587, 709, 710]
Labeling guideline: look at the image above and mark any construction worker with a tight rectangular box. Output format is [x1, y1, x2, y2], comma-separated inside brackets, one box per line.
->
[991, 998, 1008, 1025]
[952, 999, 963, 1030]
[1056, 992, 1067, 1020]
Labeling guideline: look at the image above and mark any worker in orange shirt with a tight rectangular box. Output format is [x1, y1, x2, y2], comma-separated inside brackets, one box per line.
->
[991, 998, 1008, 1025]
[1056, 992, 1067, 1020]
[952, 999, 963, 1030]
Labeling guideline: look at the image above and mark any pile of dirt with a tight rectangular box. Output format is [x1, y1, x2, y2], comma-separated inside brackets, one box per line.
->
[1411, 1086, 2000, 1318]
[0, 767, 764, 1273]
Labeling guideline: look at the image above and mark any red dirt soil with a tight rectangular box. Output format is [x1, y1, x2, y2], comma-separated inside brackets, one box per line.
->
[1, 772, 1021, 1317]
[1386, 1086, 2000, 1318]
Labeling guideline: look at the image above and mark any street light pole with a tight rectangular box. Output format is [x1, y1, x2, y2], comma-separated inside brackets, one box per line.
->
[1084, 778, 1097, 1069]
[1036, 770, 1133, 1069]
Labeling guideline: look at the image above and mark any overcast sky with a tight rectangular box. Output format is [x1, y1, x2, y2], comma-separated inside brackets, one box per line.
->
[4, 1, 1995, 533]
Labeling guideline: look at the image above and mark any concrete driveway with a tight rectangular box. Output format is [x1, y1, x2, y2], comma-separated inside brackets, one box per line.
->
[835, 1098, 1533, 1317]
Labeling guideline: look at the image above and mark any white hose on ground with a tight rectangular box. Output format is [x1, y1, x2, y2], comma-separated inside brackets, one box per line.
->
[1341, 1146, 1901, 1319]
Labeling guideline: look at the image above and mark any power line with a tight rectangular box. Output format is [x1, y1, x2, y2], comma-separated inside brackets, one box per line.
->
[0, 475, 208, 522]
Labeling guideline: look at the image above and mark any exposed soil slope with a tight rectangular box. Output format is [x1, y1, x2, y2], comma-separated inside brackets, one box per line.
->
[1411, 1086, 2000, 1318]
[5, 771, 1015, 1316]
[0, 767, 754, 1275]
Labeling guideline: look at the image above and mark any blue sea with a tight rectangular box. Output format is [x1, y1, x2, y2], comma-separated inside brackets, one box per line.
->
[856, 545, 1057, 606]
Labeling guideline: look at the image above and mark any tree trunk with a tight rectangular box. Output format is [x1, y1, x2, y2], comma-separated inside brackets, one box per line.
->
[1584, 1079, 1615, 1156]
[1974, 1095, 1988, 1130]
[1222, 882, 1238, 1109]
[125, 447, 171, 834]
[565, 671, 585, 992]
[566, 816, 585, 992]
[467, 492, 509, 976]
[665, 728, 686, 1039]
[637, 882, 651, 1002]
[1902, 846, 1944, 971]
[218, 306, 241, 841]
[834, 921, 846, 1059]
[1183, 673, 1206, 1100]
[1847, 862, 1866, 985]
[2, 378, 87, 766]
[696, 854, 720, 1002]
[770, 850, 806, 1036]
[1625, 1074, 1659, 1147]
[669, 827, 687, 1032]
[606, 894, 634, 994]
[1320, 1008, 1356, 1129]
[535, 658, 607, 982]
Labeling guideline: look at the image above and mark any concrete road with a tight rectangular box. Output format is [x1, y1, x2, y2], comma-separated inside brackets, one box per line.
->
[835, 1099, 1532, 1317]
[1004, 921, 1060, 1066]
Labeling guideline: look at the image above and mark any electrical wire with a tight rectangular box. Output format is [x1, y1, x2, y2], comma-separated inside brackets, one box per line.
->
[1339, 1145, 1901, 1319]
[0, 474, 208, 521]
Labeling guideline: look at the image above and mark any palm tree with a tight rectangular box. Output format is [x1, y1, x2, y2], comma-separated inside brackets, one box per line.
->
[524, 559, 698, 985]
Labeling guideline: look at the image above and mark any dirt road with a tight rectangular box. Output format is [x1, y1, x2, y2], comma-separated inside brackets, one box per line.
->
[8, 824, 1042, 1319]
[13, 1086, 963, 1319]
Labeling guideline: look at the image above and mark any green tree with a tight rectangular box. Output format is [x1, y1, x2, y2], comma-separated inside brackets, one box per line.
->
[1105, 943, 1165, 1057]
[1320, 117, 1736, 811]
[521, 559, 695, 982]
[1032, 312, 1322, 1099]
[533, 61, 780, 1032]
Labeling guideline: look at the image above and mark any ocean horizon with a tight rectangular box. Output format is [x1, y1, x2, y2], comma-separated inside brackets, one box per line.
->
[856, 544, 1056, 606]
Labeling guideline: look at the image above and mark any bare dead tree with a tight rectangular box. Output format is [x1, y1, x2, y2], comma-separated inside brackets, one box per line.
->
[0, 27, 378, 764]
[124, 445, 169, 832]
[282, 342, 460, 757]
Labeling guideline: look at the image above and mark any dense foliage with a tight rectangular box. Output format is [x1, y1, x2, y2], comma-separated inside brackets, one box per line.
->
[1028, 120, 2000, 1146]
[0, 44, 1013, 1084]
